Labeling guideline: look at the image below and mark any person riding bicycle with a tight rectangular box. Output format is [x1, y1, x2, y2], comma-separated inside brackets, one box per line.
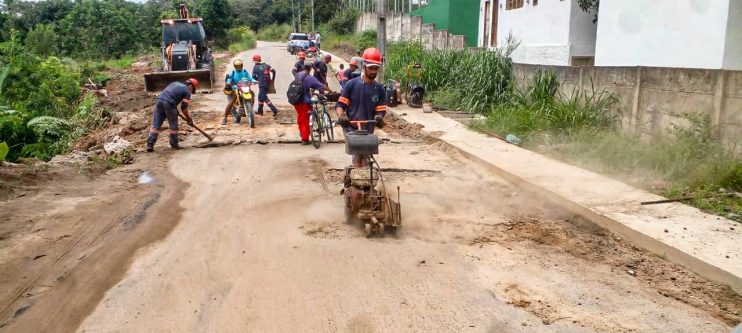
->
[336, 48, 386, 135]
[292, 52, 306, 77]
[222, 59, 258, 125]
[251, 54, 279, 119]
[293, 60, 329, 145]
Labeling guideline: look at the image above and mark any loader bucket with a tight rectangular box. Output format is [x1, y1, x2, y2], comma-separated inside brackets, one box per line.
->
[144, 69, 214, 93]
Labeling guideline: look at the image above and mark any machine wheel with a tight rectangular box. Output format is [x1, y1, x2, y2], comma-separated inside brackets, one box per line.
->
[364, 223, 372, 237]
[246, 101, 255, 128]
[310, 112, 321, 149]
[322, 110, 334, 142]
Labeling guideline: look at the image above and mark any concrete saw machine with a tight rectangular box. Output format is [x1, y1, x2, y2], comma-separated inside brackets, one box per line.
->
[144, 4, 214, 93]
[341, 120, 402, 237]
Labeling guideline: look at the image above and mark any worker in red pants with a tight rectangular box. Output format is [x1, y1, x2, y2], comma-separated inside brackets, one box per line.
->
[292, 61, 327, 144]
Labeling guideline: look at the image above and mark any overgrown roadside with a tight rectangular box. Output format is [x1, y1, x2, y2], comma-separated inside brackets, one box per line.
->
[382, 41, 742, 224]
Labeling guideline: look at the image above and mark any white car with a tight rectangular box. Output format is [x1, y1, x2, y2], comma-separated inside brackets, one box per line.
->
[287, 33, 310, 54]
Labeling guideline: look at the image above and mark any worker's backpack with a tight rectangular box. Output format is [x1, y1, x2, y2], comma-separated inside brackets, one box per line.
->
[287, 73, 308, 105]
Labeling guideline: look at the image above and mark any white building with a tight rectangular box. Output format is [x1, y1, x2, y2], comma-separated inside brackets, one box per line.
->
[595, 0, 742, 70]
[478, 0, 597, 66]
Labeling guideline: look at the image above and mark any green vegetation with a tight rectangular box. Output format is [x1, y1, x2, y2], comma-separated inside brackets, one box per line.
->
[256, 24, 293, 42]
[326, 8, 360, 35]
[226, 27, 257, 53]
[384, 41, 513, 113]
[482, 71, 617, 139]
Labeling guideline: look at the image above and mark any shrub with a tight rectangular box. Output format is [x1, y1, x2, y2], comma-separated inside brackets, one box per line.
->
[384, 41, 513, 113]
[27, 116, 71, 142]
[257, 24, 293, 41]
[327, 9, 360, 35]
[226, 27, 257, 52]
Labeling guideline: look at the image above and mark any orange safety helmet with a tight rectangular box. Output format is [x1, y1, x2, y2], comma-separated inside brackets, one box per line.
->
[297, 52, 306, 60]
[349, 59, 359, 67]
[252, 54, 261, 62]
[186, 78, 199, 91]
[362, 47, 382, 66]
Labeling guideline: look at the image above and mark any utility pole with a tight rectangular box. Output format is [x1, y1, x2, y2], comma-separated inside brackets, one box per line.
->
[311, 0, 315, 32]
[377, 0, 386, 81]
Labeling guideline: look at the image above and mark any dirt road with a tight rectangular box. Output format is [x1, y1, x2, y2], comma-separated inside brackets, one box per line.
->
[2, 42, 739, 332]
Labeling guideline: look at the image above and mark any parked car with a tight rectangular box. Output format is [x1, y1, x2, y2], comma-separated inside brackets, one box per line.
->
[287, 33, 310, 55]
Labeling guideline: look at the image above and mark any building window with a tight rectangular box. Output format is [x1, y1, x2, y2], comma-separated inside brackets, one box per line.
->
[506, 0, 524, 10]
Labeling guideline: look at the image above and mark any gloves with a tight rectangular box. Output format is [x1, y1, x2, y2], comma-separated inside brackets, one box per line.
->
[337, 115, 350, 127]
[374, 115, 385, 128]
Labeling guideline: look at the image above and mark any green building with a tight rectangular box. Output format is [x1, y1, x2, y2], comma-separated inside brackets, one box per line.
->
[407, 0, 479, 47]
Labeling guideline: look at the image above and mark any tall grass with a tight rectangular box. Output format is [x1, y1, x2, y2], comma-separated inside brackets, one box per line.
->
[384, 41, 513, 113]
[226, 27, 257, 52]
[482, 70, 618, 138]
[103, 55, 135, 70]
[256, 24, 293, 42]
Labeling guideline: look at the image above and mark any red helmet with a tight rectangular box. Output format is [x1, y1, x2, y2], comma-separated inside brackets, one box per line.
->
[324, 54, 332, 62]
[349, 59, 359, 66]
[252, 54, 261, 62]
[186, 78, 199, 90]
[298, 52, 306, 60]
[362, 47, 382, 65]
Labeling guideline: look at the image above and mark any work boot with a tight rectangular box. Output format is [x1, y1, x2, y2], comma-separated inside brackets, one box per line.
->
[256, 105, 264, 116]
[169, 134, 181, 149]
[270, 105, 278, 119]
[146, 133, 158, 152]
[221, 118, 227, 126]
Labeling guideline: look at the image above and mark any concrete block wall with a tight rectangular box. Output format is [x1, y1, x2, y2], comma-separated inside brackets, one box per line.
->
[513, 64, 742, 145]
[356, 13, 465, 50]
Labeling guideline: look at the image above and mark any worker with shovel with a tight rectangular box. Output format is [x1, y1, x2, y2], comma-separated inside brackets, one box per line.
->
[146, 78, 197, 152]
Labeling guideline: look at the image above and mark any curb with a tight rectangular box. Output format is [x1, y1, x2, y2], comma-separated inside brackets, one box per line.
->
[388, 108, 742, 295]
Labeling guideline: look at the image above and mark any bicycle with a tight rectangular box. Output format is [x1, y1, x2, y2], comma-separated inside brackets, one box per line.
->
[308, 92, 336, 149]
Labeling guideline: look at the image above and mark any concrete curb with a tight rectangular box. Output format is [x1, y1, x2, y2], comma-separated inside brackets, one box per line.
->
[388, 107, 742, 295]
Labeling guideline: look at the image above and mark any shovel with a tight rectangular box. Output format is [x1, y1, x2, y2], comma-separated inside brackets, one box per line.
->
[178, 113, 214, 142]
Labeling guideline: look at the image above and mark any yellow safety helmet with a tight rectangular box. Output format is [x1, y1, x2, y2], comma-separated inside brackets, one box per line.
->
[233, 59, 244, 69]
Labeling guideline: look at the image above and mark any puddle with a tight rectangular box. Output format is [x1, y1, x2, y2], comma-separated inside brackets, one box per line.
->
[138, 171, 156, 184]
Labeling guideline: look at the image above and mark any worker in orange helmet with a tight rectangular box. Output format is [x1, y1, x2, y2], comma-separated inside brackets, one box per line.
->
[336, 48, 386, 135]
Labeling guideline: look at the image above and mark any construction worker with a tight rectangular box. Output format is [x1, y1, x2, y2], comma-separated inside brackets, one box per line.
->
[293, 60, 328, 145]
[292, 52, 306, 77]
[336, 48, 386, 135]
[251, 54, 279, 119]
[343, 58, 361, 83]
[222, 59, 257, 125]
[146, 78, 197, 152]
[313, 54, 331, 85]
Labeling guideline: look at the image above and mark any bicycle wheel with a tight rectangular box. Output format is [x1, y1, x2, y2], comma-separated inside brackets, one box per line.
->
[310, 111, 321, 149]
[322, 109, 334, 142]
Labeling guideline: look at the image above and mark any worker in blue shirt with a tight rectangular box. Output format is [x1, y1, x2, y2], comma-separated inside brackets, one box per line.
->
[251, 54, 279, 119]
[292, 52, 307, 77]
[147, 78, 198, 152]
[313, 54, 331, 85]
[336, 48, 387, 135]
[222, 59, 257, 125]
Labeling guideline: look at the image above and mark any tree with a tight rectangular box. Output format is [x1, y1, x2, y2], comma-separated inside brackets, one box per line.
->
[193, 0, 233, 47]
[25, 23, 57, 57]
